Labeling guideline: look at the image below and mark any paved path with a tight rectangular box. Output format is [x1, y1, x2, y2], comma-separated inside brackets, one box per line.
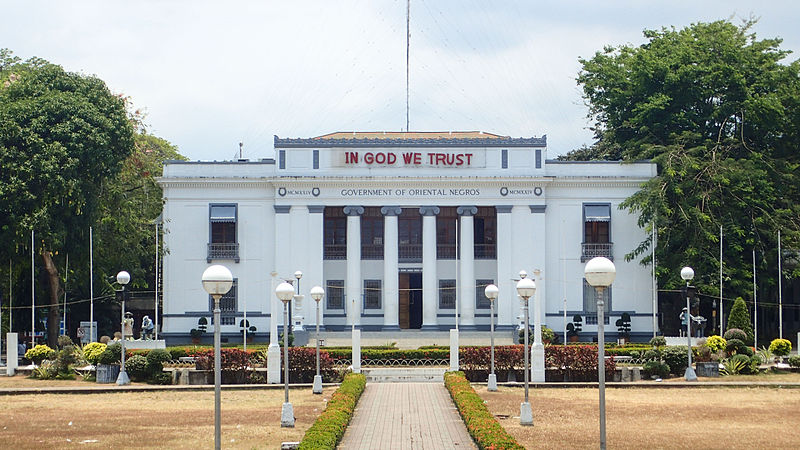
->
[339, 382, 476, 450]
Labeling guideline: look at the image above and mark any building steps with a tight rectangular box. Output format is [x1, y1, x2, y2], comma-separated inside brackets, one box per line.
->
[362, 367, 447, 383]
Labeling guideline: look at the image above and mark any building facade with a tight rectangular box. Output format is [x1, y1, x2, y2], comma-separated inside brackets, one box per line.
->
[158, 132, 657, 342]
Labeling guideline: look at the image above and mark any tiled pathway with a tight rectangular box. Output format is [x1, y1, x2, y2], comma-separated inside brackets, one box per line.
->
[338, 382, 476, 449]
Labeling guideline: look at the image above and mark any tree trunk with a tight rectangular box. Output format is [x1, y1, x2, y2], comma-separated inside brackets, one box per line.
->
[41, 250, 61, 348]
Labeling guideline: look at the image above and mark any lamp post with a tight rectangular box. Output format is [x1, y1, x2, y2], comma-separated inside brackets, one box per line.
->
[276, 281, 296, 427]
[585, 256, 616, 450]
[681, 266, 698, 381]
[115, 271, 131, 386]
[311, 285, 325, 394]
[516, 273, 535, 426]
[484, 284, 499, 392]
[201, 264, 234, 450]
[293, 270, 303, 332]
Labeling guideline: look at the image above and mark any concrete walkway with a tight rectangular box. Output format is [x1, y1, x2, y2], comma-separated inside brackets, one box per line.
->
[339, 382, 476, 449]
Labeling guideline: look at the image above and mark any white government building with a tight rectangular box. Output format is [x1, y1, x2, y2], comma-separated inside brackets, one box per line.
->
[158, 131, 657, 344]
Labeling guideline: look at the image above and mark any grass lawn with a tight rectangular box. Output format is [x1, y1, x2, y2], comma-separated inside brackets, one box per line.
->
[0, 375, 330, 449]
[477, 383, 800, 449]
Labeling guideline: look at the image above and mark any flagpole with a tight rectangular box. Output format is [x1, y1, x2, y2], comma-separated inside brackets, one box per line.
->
[778, 230, 782, 339]
[651, 221, 657, 338]
[31, 230, 35, 349]
[752, 249, 757, 347]
[719, 225, 723, 334]
[63, 254, 68, 335]
[90, 226, 94, 343]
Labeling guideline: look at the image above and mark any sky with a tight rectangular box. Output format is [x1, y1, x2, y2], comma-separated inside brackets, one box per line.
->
[3, 0, 799, 161]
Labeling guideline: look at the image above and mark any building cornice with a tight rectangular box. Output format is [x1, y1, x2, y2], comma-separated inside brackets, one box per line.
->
[275, 135, 546, 148]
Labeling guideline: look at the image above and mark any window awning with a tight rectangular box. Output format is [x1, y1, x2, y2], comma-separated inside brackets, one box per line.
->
[585, 205, 611, 222]
[210, 205, 236, 222]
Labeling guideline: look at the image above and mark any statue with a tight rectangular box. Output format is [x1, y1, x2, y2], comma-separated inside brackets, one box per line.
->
[141, 315, 154, 340]
[123, 312, 134, 340]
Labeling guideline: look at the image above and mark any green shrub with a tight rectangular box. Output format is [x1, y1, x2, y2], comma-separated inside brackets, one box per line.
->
[725, 339, 751, 357]
[705, 335, 726, 353]
[298, 373, 366, 449]
[649, 336, 667, 347]
[83, 342, 107, 365]
[98, 343, 122, 365]
[54, 345, 77, 375]
[661, 346, 688, 375]
[730, 354, 752, 374]
[726, 298, 754, 345]
[788, 355, 800, 368]
[57, 335, 74, 349]
[642, 349, 660, 361]
[25, 344, 56, 364]
[167, 347, 190, 359]
[149, 373, 173, 385]
[126, 355, 150, 381]
[768, 338, 792, 357]
[723, 328, 747, 342]
[444, 371, 525, 449]
[146, 349, 172, 374]
[642, 360, 670, 379]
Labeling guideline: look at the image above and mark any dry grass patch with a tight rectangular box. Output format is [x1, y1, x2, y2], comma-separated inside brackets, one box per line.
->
[477, 385, 800, 449]
[0, 385, 333, 449]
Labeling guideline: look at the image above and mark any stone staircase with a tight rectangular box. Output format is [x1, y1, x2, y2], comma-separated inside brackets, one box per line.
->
[362, 367, 447, 383]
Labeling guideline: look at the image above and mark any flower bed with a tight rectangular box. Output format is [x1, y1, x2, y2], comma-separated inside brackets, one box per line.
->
[444, 371, 524, 450]
[298, 372, 366, 449]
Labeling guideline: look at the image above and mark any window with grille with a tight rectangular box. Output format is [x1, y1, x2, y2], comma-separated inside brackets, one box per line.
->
[439, 279, 456, 309]
[475, 279, 494, 309]
[313, 149, 319, 169]
[361, 207, 384, 259]
[583, 278, 611, 316]
[364, 280, 382, 309]
[474, 207, 496, 259]
[501, 149, 508, 168]
[279, 150, 286, 169]
[324, 207, 347, 259]
[436, 207, 458, 259]
[209, 279, 237, 313]
[326, 280, 344, 310]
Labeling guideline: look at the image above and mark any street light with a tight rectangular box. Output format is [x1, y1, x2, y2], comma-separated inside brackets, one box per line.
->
[681, 266, 698, 381]
[584, 256, 616, 450]
[276, 281, 296, 427]
[484, 284, 499, 392]
[293, 270, 303, 332]
[202, 264, 234, 450]
[310, 285, 325, 394]
[516, 275, 536, 426]
[115, 271, 131, 386]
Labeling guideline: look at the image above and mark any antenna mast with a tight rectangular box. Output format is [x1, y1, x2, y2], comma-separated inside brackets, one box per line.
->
[406, 0, 410, 132]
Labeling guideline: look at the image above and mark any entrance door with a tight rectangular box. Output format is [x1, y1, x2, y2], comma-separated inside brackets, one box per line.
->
[399, 273, 423, 329]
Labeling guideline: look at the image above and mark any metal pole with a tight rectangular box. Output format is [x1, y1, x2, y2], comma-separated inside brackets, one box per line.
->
[652, 222, 657, 338]
[753, 249, 757, 347]
[719, 225, 723, 334]
[684, 282, 696, 381]
[214, 295, 221, 450]
[63, 254, 68, 335]
[596, 286, 606, 450]
[283, 301, 290, 404]
[155, 222, 159, 341]
[778, 230, 782, 339]
[523, 298, 529, 403]
[455, 219, 459, 331]
[9, 259, 12, 334]
[315, 300, 320, 379]
[490, 298, 495, 378]
[31, 229, 35, 349]
[118, 286, 128, 385]
[90, 226, 94, 342]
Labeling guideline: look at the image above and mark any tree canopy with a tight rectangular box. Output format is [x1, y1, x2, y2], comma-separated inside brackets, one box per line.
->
[575, 20, 800, 300]
[1, 49, 183, 345]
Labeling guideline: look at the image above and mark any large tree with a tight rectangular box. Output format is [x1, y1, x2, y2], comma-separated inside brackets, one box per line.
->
[0, 50, 135, 346]
[576, 20, 800, 301]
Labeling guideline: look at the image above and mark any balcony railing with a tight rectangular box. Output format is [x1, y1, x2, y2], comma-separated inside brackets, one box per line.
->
[399, 243, 422, 261]
[324, 244, 347, 260]
[207, 243, 239, 263]
[437, 244, 457, 259]
[584, 314, 610, 325]
[361, 244, 384, 260]
[581, 242, 613, 262]
[474, 244, 496, 260]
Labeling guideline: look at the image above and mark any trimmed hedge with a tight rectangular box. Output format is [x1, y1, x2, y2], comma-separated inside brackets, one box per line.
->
[298, 373, 366, 449]
[444, 371, 524, 450]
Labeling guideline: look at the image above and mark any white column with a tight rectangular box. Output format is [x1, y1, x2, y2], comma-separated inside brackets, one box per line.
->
[495, 206, 514, 328]
[344, 206, 364, 328]
[308, 206, 325, 329]
[381, 206, 401, 330]
[530, 205, 547, 383]
[420, 206, 440, 330]
[6, 333, 18, 376]
[457, 206, 477, 329]
[269, 205, 291, 384]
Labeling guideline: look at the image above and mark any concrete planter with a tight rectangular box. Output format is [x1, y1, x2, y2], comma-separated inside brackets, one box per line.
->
[695, 362, 720, 377]
[96, 364, 120, 383]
